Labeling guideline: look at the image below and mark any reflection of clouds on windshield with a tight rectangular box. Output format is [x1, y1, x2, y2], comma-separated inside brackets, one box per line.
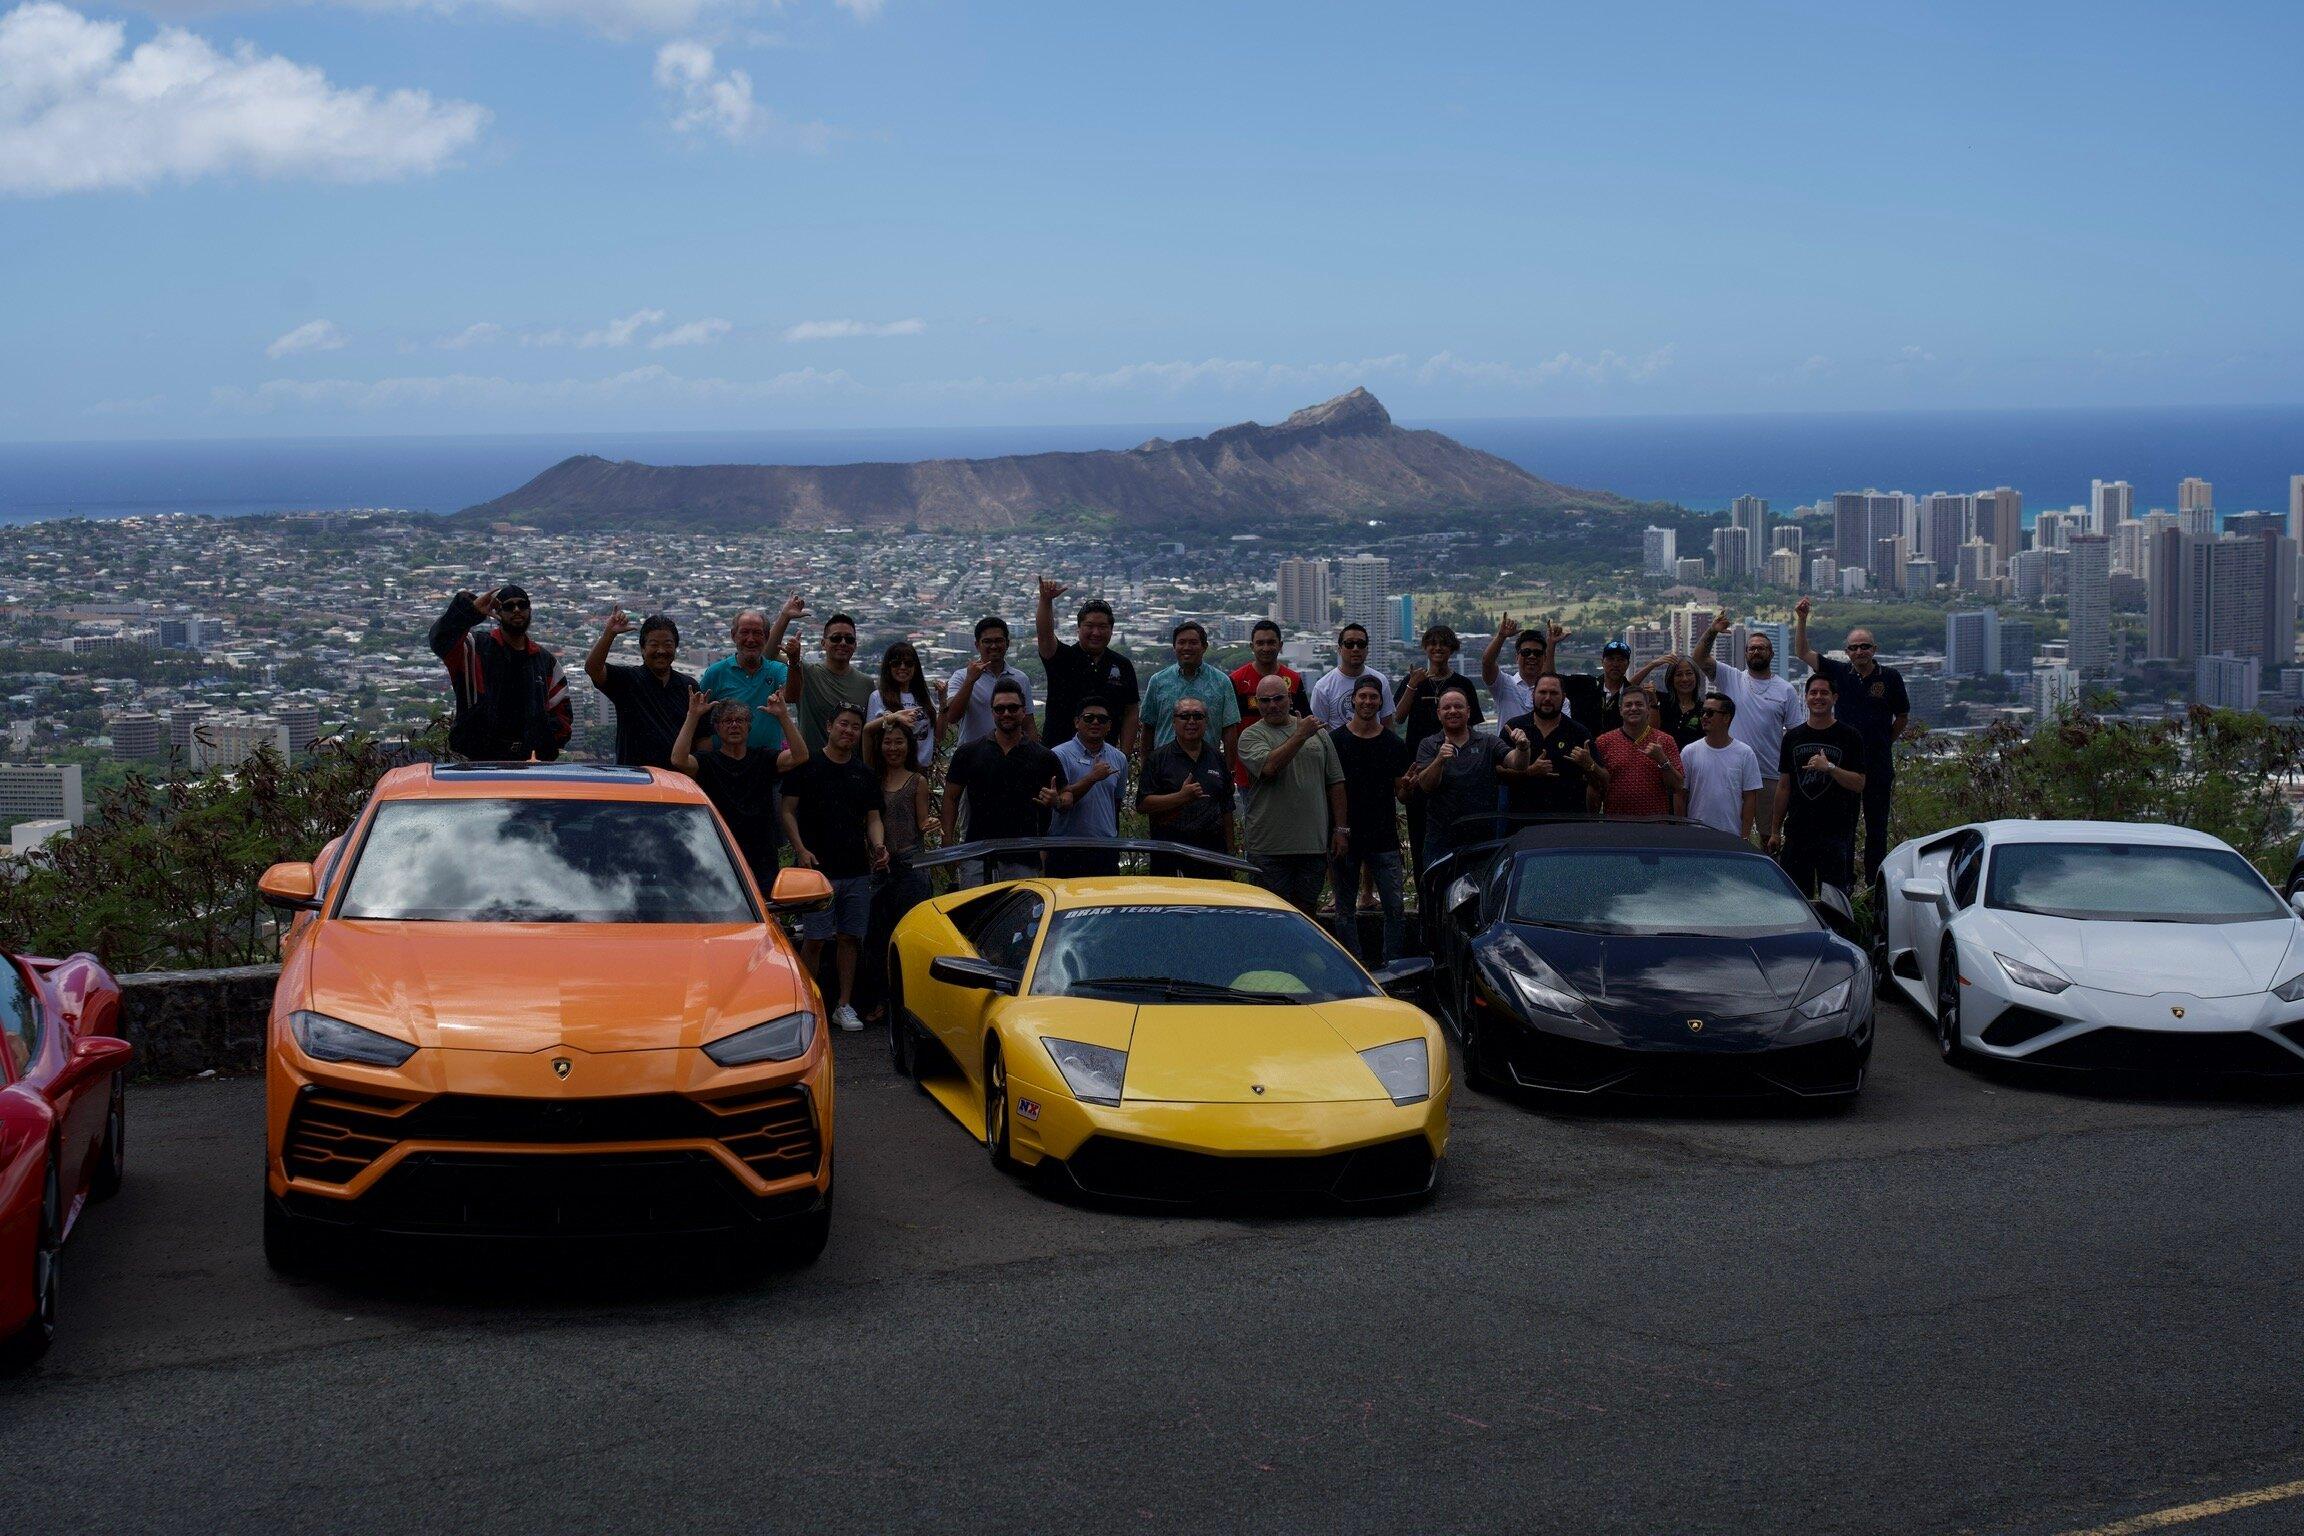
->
[341, 801, 748, 922]
[1995, 845, 2278, 920]
[1032, 907, 1372, 1000]
[1516, 852, 1811, 932]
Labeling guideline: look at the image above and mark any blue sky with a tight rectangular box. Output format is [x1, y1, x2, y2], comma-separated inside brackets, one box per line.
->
[3, 0, 2300, 440]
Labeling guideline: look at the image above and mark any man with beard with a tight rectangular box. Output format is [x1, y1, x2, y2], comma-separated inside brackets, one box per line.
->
[1497, 673, 1592, 816]
[1764, 672, 1868, 898]
[1328, 674, 1410, 965]
[584, 606, 698, 770]
[1137, 695, 1237, 877]
[1693, 609, 1803, 835]
[1585, 687, 1685, 818]
[1793, 597, 1909, 880]
[943, 678, 1065, 887]
[429, 583, 572, 761]
[1479, 614, 1561, 726]
[1228, 619, 1309, 788]
[1559, 635, 1634, 738]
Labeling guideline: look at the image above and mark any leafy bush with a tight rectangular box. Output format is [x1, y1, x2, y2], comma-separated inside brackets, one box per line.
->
[1893, 705, 2304, 879]
[0, 730, 438, 973]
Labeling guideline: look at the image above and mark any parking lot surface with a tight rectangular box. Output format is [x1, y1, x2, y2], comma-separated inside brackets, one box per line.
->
[4, 997, 2301, 1535]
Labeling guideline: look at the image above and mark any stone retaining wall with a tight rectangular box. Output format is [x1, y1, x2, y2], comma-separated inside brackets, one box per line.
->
[118, 964, 279, 1078]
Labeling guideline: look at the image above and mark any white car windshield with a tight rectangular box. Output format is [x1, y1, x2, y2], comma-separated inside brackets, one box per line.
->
[1509, 849, 1819, 937]
[1030, 905, 1378, 1003]
[339, 799, 756, 923]
[1985, 842, 2286, 925]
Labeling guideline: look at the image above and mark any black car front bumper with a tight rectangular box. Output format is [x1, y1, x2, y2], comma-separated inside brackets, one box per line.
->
[1472, 991, 1871, 1100]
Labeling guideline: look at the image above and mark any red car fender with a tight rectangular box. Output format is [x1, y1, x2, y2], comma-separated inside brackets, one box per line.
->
[0, 1090, 56, 1339]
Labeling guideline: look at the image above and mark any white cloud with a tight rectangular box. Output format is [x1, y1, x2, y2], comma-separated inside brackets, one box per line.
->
[124, 0, 733, 39]
[784, 317, 926, 341]
[1413, 346, 1673, 388]
[0, 2, 488, 196]
[208, 363, 862, 414]
[832, 0, 884, 17]
[525, 307, 667, 348]
[654, 38, 760, 141]
[436, 321, 503, 350]
[648, 317, 731, 348]
[265, 318, 348, 358]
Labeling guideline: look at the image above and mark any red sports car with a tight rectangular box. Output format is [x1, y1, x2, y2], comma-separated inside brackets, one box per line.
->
[0, 951, 130, 1369]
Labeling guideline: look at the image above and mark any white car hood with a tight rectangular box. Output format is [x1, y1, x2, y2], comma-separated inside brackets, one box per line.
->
[2009, 914, 2299, 998]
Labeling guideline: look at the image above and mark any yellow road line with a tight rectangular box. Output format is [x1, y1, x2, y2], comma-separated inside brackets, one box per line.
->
[2055, 1478, 2304, 1536]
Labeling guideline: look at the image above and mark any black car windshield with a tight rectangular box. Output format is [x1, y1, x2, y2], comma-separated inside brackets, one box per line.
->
[1509, 848, 1818, 937]
[1030, 905, 1378, 1002]
[338, 799, 756, 923]
[1986, 841, 2286, 924]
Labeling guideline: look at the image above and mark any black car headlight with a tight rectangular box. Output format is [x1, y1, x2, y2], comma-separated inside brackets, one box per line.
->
[1507, 967, 1584, 1017]
[703, 1010, 817, 1067]
[1794, 976, 1855, 1020]
[290, 1010, 417, 1068]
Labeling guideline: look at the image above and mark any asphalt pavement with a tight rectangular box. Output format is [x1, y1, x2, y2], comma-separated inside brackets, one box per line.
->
[4, 996, 2302, 1535]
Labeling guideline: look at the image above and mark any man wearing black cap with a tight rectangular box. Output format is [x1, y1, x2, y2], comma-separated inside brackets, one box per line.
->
[584, 604, 699, 769]
[429, 583, 573, 761]
[1559, 634, 1633, 739]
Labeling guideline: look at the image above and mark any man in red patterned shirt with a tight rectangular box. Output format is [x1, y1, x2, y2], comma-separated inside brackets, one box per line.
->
[1583, 687, 1685, 817]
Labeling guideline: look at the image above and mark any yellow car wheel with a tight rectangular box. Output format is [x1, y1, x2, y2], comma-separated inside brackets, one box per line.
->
[983, 1041, 1015, 1172]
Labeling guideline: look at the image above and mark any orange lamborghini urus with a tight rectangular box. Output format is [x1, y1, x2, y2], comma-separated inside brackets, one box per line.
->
[256, 761, 836, 1269]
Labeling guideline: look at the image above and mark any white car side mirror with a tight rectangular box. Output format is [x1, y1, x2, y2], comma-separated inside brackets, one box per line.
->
[2289, 889, 2304, 920]
[1899, 877, 1947, 906]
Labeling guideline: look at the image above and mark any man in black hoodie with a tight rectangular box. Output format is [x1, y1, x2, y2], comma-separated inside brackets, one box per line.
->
[429, 584, 573, 761]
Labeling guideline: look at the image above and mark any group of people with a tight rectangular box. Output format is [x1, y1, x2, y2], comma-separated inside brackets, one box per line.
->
[431, 579, 1912, 996]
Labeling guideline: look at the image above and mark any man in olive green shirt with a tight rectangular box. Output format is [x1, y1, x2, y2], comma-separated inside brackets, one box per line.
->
[1235, 674, 1349, 915]
[782, 607, 878, 753]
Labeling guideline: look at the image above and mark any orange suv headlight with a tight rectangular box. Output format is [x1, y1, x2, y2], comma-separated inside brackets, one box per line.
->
[702, 1010, 818, 1068]
[291, 1010, 418, 1068]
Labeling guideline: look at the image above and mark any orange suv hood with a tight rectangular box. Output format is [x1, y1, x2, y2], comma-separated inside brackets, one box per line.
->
[304, 919, 805, 1054]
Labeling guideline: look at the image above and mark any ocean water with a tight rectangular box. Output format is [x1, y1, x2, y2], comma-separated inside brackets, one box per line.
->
[0, 405, 2297, 525]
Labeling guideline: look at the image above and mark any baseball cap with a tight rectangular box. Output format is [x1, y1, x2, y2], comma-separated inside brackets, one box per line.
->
[1601, 640, 1631, 658]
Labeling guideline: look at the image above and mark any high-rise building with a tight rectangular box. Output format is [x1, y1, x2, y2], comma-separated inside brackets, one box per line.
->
[1766, 547, 1803, 587]
[1624, 624, 1670, 672]
[1903, 671, 1947, 725]
[1674, 556, 1708, 584]
[2196, 652, 2261, 711]
[1643, 526, 1679, 577]
[2032, 509, 2077, 551]
[1390, 594, 1417, 656]
[1904, 556, 1937, 593]
[2178, 504, 2218, 537]
[1729, 496, 1769, 570]
[2290, 474, 2304, 545]
[167, 704, 209, 762]
[1668, 604, 1710, 660]
[2067, 533, 2112, 674]
[1955, 538, 1999, 591]
[0, 764, 85, 826]
[2090, 479, 2134, 533]
[277, 702, 323, 756]
[1811, 554, 1839, 592]
[2031, 665, 2081, 725]
[110, 710, 163, 761]
[192, 714, 291, 771]
[2179, 477, 2214, 519]
[1976, 486, 2023, 566]
[1875, 534, 1908, 591]
[1335, 554, 1393, 658]
[1945, 609, 2001, 679]
[1918, 494, 1971, 576]
[1275, 558, 1331, 631]
[1710, 526, 1751, 582]
[1771, 525, 1803, 556]
[1831, 493, 1869, 574]
[1999, 620, 2038, 671]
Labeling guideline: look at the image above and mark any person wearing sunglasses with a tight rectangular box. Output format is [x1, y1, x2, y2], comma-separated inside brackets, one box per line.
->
[1479, 612, 1562, 723]
[1678, 691, 1764, 839]
[1137, 697, 1236, 877]
[1046, 695, 1129, 878]
[429, 582, 571, 762]
[1792, 596, 1909, 880]
[1308, 622, 1394, 729]
[1035, 576, 1140, 755]
[942, 614, 1038, 749]
[942, 677, 1064, 887]
[784, 609, 878, 755]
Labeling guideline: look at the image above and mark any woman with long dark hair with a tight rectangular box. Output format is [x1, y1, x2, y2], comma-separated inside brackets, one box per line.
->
[865, 639, 939, 770]
[1631, 653, 1709, 747]
[860, 713, 933, 1028]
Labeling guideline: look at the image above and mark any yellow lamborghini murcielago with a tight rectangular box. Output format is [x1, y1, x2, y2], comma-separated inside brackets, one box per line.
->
[886, 842, 1450, 1204]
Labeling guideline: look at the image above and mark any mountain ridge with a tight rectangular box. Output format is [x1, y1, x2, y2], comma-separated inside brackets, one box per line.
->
[457, 388, 1644, 531]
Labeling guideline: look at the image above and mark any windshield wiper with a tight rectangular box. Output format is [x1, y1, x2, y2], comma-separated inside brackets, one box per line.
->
[1070, 974, 1301, 1004]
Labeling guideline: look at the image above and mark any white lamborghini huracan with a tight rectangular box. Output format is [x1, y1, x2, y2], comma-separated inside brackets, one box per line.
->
[1873, 820, 2304, 1078]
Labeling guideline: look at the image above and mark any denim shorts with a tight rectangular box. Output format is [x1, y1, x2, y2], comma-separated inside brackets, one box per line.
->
[801, 874, 873, 940]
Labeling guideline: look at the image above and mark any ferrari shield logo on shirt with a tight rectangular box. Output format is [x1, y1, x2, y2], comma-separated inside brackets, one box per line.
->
[551, 1057, 572, 1079]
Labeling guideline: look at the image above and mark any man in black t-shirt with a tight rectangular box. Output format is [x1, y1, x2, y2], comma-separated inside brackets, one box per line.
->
[1499, 673, 1595, 816]
[942, 678, 1064, 886]
[1036, 577, 1141, 753]
[672, 690, 805, 889]
[1329, 674, 1411, 965]
[1794, 597, 1910, 881]
[585, 606, 700, 769]
[1764, 673, 1868, 898]
[780, 703, 887, 1031]
[1136, 693, 1236, 876]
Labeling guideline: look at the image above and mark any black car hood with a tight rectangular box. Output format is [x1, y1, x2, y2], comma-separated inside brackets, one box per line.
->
[1506, 921, 1828, 1019]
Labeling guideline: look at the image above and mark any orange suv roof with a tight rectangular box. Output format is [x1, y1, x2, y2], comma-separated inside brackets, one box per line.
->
[370, 761, 712, 804]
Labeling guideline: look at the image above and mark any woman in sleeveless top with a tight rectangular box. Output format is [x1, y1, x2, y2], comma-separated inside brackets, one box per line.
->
[861, 716, 934, 1025]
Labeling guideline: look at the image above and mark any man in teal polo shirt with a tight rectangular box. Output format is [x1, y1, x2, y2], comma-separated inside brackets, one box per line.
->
[699, 607, 789, 753]
[1137, 620, 1241, 768]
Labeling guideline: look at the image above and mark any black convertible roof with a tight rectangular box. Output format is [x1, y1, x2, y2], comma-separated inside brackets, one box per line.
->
[1503, 816, 1760, 856]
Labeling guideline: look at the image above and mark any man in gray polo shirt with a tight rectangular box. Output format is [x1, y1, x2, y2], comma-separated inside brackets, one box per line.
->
[1235, 674, 1349, 915]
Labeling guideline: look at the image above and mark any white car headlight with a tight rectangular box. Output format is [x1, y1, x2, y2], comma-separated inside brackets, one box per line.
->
[702, 1010, 817, 1067]
[1043, 1038, 1126, 1106]
[1359, 1039, 1430, 1106]
[2273, 973, 2304, 1004]
[1795, 976, 1854, 1019]
[290, 1010, 417, 1068]
[1993, 952, 2072, 995]
[1508, 968, 1584, 1017]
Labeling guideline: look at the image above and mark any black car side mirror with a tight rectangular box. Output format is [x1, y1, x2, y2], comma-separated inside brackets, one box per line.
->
[1811, 882, 1860, 942]
[930, 955, 1021, 995]
[1371, 956, 1435, 997]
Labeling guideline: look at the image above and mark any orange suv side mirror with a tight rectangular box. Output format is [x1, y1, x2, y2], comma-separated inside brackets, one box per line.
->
[258, 862, 321, 911]
[766, 867, 834, 913]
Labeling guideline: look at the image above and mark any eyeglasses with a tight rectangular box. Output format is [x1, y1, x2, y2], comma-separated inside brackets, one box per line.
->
[1078, 713, 1110, 725]
[496, 600, 530, 611]
[827, 634, 857, 645]
[1847, 642, 1875, 651]
[1338, 638, 1368, 649]
[1700, 706, 1727, 717]
[1175, 710, 1206, 721]
[991, 701, 1025, 713]
[888, 658, 915, 670]
[1517, 647, 1545, 658]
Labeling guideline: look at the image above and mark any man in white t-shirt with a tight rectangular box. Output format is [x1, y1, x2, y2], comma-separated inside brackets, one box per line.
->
[1478, 613, 1559, 723]
[1681, 690, 1764, 839]
[942, 614, 1036, 747]
[1309, 622, 1396, 727]
[1694, 610, 1802, 811]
